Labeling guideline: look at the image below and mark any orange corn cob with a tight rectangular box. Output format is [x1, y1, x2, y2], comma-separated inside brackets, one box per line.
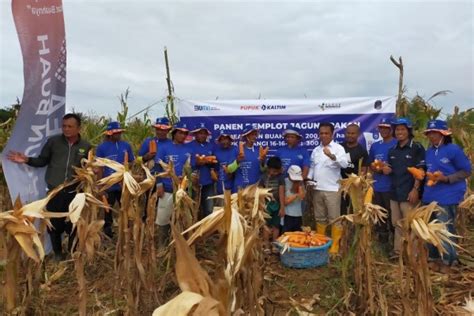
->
[148, 140, 157, 154]
[407, 167, 425, 180]
[370, 159, 384, 171]
[204, 155, 218, 164]
[239, 141, 245, 158]
[426, 171, 443, 186]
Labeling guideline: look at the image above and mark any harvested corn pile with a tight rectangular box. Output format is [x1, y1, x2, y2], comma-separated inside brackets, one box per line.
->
[277, 231, 331, 248]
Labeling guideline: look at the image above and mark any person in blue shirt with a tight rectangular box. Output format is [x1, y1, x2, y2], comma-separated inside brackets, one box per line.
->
[422, 120, 471, 272]
[138, 117, 172, 221]
[96, 121, 135, 238]
[232, 125, 267, 190]
[213, 130, 238, 197]
[155, 122, 192, 250]
[189, 123, 216, 218]
[275, 128, 310, 178]
[138, 117, 172, 172]
[383, 117, 425, 258]
[369, 117, 397, 246]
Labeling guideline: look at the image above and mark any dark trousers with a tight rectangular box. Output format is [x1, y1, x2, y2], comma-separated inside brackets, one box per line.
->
[373, 191, 393, 241]
[282, 215, 303, 233]
[142, 181, 158, 222]
[46, 188, 76, 255]
[340, 195, 351, 215]
[104, 190, 121, 235]
[199, 184, 215, 218]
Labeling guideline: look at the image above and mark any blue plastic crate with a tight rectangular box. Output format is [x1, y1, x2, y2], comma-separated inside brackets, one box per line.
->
[274, 240, 333, 269]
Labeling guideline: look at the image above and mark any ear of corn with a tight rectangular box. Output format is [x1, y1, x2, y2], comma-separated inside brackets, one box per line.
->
[407, 167, 425, 180]
[370, 159, 385, 171]
[238, 141, 245, 158]
[426, 171, 443, 186]
[148, 140, 157, 154]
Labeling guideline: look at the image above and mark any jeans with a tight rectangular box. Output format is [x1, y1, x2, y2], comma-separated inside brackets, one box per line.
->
[200, 184, 215, 218]
[428, 204, 458, 265]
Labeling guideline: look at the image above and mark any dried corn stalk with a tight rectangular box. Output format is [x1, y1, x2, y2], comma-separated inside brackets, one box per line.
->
[0, 183, 69, 312]
[398, 202, 460, 315]
[337, 174, 388, 315]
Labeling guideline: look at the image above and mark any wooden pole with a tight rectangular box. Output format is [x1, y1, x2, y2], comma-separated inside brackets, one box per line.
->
[390, 55, 404, 116]
[164, 47, 177, 124]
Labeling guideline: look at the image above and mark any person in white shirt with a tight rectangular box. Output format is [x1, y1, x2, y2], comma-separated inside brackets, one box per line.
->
[307, 122, 349, 254]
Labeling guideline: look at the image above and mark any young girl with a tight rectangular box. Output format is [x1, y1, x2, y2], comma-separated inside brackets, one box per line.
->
[283, 165, 306, 233]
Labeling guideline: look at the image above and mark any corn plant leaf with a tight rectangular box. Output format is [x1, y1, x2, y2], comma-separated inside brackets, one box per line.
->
[152, 291, 204, 316]
[172, 225, 214, 296]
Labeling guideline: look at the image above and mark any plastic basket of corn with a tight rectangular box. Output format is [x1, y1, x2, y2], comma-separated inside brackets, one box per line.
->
[273, 231, 332, 269]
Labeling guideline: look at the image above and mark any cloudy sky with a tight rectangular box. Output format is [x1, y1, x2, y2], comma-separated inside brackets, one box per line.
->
[1, 0, 472, 119]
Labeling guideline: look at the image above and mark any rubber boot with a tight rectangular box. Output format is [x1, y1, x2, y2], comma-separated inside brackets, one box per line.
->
[157, 224, 170, 254]
[329, 225, 343, 255]
[316, 223, 327, 236]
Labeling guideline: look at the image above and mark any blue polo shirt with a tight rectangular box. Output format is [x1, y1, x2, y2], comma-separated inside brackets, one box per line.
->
[188, 140, 214, 186]
[234, 144, 262, 190]
[96, 140, 135, 192]
[155, 141, 192, 193]
[422, 143, 471, 205]
[275, 145, 310, 175]
[138, 137, 171, 173]
[388, 139, 425, 202]
[368, 138, 397, 192]
[214, 144, 238, 194]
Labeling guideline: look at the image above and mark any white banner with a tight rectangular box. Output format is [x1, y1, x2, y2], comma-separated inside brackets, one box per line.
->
[178, 96, 396, 152]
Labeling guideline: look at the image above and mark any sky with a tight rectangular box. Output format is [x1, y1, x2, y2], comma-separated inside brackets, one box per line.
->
[1, 0, 473, 119]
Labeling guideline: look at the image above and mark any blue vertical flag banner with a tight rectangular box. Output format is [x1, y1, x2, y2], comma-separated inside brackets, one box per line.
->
[177, 96, 396, 153]
[2, 0, 66, 202]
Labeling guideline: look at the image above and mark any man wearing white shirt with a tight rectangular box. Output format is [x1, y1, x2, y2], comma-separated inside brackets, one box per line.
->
[308, 122, 349, 254]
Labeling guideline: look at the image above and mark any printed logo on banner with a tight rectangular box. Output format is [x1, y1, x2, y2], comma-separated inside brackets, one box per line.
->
[261, 104, 286, 111]
[318, 102, 341, 111]
[240, 105, 260, 111]
[374, 100, 382, 110]
[194, 105, 220, 112]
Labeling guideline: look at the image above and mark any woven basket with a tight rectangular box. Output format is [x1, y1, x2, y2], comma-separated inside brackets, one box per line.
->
[274, 240, 333, 269]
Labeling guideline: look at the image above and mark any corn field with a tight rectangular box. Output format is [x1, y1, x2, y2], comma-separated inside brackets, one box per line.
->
[0, 94, 473, 315]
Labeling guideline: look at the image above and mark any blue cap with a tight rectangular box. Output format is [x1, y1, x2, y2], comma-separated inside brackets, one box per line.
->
[392, 117, 412, 129]
[172, 121, 189, 132]
[190, 122, 211, 134]
[424, 119, 451, 136]
[378, 117, 393, 127]
[240, 125, 258, 138]
[283, 128, 302, 138]
[216, 130, 233, 141]
[153, 117, 171, 129]
[104, 121, 125, 135]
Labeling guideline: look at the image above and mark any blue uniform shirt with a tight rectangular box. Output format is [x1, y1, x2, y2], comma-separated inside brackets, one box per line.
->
[96, 140, 135, 192]
[368, 138, 397, 192]
[138, 137, 172, 173]
[275, 145, 310, 175]
[234, 144, 262, 190]
[155, 141, 192, 193]
[422, 143, 471, 205]
[214, 144, 238, 194]
[189, 140, 214, 186]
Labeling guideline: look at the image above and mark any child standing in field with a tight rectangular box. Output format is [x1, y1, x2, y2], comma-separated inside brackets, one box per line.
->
[283, 165, 306, 233]
[259, 156, 285, 253]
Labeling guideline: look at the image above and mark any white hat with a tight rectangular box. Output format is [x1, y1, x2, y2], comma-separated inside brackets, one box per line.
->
[288, 165, 303, 181]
